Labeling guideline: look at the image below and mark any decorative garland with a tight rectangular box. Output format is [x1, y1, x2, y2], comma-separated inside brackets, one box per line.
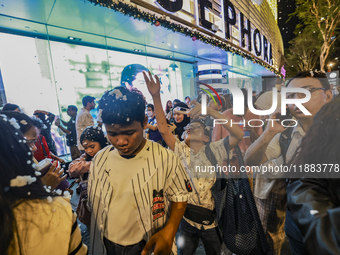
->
[87, 0, 281, 76]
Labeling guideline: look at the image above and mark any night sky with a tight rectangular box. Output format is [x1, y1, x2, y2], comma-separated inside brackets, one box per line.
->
[277, 0, 298, 48]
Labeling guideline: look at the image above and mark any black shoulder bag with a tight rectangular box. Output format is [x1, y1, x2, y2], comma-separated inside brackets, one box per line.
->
[210, 136, 271, 255]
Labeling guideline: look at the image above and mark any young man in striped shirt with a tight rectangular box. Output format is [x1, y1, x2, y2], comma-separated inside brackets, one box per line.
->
[88, 87, 191, 255]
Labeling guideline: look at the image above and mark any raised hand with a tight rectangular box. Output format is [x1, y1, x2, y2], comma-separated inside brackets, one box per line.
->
[40, 161, 67, 190]
[143, 71, 161, 97]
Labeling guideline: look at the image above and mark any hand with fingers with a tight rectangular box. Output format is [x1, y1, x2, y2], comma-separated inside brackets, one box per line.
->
[266, 109, 286, 134]
[188, 100, 202, 119]
[143, 71, 161, 97]
[141, 229, 173, 255]
[40, 161, 67, 190]
[168, 123, 176, 133]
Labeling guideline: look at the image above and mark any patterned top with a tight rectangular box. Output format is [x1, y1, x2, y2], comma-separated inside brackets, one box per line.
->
[76, 108, 94, 150]
[174, 137, 229, 230]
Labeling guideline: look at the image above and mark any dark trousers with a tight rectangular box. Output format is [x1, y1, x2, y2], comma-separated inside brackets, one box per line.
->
[285, 210, 308, 255]
[177, 218, 222, 255]
[103, 237, 146, 255]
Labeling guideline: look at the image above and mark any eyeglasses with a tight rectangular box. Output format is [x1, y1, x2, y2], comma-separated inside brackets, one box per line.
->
[174, 107, 189, 114]
[25, 139, 37, 148]
[184, 123, 203, 131]
[286, 87, 326, 99]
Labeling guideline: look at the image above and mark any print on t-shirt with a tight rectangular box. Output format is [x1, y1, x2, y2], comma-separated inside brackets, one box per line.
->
[152, 189, 165, 221]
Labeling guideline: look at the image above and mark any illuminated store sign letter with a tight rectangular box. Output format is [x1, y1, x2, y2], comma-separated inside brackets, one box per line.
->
[263, 35, 269, 62]
[223, 0, 236, 39]
[239, 13, 251, 52]
[253, 28, 262, 57]
[156, 0, 183, 13]
[199, 0, 213, 30]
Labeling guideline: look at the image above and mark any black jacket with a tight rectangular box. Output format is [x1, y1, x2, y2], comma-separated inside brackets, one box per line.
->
[287, 178, 340, 255]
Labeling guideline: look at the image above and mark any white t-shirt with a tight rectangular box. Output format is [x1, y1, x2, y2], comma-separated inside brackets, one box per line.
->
[102, 140, 190, 246]
[76, 108, 94, 150]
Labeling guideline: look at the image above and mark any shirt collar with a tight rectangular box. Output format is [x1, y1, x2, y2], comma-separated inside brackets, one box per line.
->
[292, 121, 306, 137]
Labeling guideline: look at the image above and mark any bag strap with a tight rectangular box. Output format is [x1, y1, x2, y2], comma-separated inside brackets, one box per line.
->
[39, 135, 48, 157]
[206, 136, 229, 191]
[279, 128, 293, 165]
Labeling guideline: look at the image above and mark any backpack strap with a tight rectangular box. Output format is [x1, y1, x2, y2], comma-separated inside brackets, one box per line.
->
[279, 128, 294, 165]
[206, 136, 229, 190]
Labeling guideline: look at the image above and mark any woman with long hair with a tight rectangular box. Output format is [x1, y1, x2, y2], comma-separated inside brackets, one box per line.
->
[69, 126, 109, 227]
[0, 114, 87, 255]
[287, 97, 340, 254]
[2, 111, 67, 190]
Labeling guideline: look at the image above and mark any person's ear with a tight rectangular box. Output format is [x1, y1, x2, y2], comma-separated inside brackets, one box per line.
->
[325, 89, 333, 103]
[203, 135, 210, 143]
[142, 115, 148, 129]
[217, 104, 222, 111]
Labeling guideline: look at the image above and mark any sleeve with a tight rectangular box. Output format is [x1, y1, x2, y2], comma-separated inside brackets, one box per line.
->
[68, 154, 91, 177]
[68, 211, 88, 255]
[287, 179, 340, 255]
[163, 152, 191, 203]
[264, 133, 282, 161]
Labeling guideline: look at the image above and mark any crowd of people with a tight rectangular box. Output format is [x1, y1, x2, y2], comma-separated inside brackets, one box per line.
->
[0, 68, 339, 255]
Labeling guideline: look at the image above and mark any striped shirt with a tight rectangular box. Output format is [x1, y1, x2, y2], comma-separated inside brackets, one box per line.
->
[88, 140, 191, 254]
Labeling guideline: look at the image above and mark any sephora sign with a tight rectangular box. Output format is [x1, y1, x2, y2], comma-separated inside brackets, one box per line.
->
[154, 0, 273, 65]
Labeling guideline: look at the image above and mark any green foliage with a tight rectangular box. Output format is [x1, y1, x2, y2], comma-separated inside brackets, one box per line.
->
[285, 28, 321, 77]
[290, 0, 340, 71]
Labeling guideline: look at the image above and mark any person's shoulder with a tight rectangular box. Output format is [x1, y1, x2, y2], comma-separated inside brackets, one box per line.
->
[92, 145, 112, 163]
[222, 108, 235, 118]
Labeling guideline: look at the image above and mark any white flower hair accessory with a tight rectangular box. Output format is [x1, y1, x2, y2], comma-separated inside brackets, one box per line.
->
[9, 118, 20, 129]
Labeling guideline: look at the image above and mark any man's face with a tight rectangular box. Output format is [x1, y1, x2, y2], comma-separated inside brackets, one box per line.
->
[146, 107, 154, 118]
[182, 122, 209, 145]
[89, 100, 96, 110]
[67, 108, 76, 117]
[287, 78, 332, 120]
[105, 119, 147, 156]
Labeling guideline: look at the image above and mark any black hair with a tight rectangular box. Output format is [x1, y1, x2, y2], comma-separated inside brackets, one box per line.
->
[80, 126, 109, 161]
[2, 112, 34, 135]
[172, 99, 181, 108]
[185, 96, 190, 100]
[31, 118, 43, 130]
[34, 112, 46, 121]
[67, 105, 78, 113]
[0, 116, 54, 255]
[100, 87, 146, 126]
[230, 88, 248, 109]
[2, 103, 20, 112]
[146, 104, 154, 112]
[120, 64, 149, 87]
[286, 71, 330, 90]
[222, 94, 233, 109]
[288, 97, 340, 177]
[82, 96, 96, 107]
